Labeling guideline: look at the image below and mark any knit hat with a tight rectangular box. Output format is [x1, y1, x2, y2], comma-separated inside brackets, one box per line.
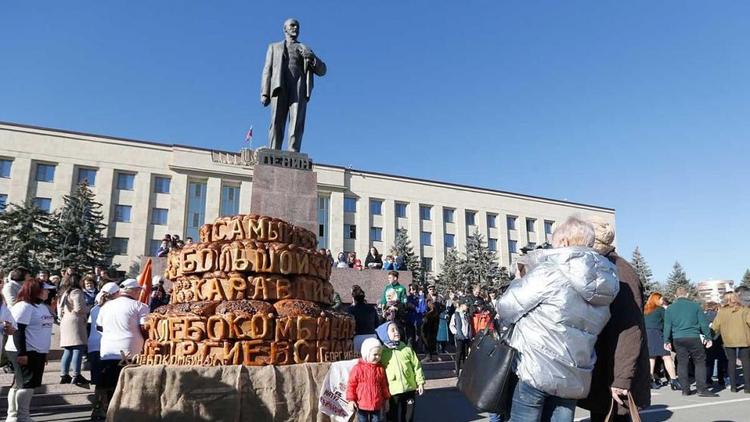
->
[360, 337, 382, 361]
[591, 217, 616, 255]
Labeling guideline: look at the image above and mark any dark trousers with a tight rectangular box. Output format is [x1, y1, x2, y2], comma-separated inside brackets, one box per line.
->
[423, 325, 438, 356]
[356, 409, 382, 422]
[724, 347, 750, 390]
[705, 342, 727, 384]
[7, 351, 46, 388]
[88, 351, 102, 385]
[454, 339, 469, 374]
[405, 323, 417, 351]
[387, 390, 416, 422]
[674, 337, 708, 392]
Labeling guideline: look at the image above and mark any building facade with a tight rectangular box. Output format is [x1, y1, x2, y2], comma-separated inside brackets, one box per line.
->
[0, 122, 615, 274]
[696, 279, 735, 303]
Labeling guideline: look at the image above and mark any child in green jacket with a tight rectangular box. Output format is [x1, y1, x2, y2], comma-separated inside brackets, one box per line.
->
[375, 321, 425, 422]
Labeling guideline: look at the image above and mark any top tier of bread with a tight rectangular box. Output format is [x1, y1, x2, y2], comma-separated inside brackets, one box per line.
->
[164, 215, 333, 305]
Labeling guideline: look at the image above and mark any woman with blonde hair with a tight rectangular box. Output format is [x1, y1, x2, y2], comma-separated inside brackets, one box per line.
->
[711, 292, 750, 392]
[644, 292, 680, 390]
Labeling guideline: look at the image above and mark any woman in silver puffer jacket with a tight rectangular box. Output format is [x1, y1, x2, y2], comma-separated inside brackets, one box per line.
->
[498, 216, 619, 422]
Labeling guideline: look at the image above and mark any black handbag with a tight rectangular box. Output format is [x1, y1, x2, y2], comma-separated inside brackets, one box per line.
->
[456, 322, 518, 417]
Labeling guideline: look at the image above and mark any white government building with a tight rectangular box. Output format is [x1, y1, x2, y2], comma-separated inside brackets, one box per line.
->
[0, 121, 615, 273]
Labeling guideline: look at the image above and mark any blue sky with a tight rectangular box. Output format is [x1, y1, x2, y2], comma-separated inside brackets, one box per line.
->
[2, 1, 749, 283]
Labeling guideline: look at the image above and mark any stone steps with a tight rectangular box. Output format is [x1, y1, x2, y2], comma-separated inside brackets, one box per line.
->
[0, 358, 95, 414]
[419, 353, 458, 380]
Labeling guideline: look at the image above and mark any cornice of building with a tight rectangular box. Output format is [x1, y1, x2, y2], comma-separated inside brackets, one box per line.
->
[0, 120, 615, 213]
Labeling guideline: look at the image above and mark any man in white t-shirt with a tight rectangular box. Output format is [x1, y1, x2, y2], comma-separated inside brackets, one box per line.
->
[95, 279, 149, 408]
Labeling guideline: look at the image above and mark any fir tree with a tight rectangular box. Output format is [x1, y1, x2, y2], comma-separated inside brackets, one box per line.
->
[664, 261, 696, 299]
[0, 200, 53, 274]
[630, 247, 659, 295]
[741, 269, 750, 289]
[461, 228, 505, 292]
[434, 248, 464, 293]
[390, 228, 421, 282]
[47, 182, 114, 273]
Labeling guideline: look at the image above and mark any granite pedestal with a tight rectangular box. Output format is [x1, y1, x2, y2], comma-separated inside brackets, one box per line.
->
[250, 154, 317, 234]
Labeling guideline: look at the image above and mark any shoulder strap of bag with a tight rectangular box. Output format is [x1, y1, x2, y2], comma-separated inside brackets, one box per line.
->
[627, 392, 641, 422]
[605, 392, 641, 422]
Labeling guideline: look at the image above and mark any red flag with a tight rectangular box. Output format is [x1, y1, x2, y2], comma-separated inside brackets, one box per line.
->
[245, 126, 254, 143]
[137, 257, 153, 305]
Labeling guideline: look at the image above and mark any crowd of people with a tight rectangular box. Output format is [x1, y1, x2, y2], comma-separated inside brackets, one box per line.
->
[155, 234, 193, 257]
[1, 214, 748, 422]
[645, 288, 750, 396]
[344, 269, 512, 421]
[325, 247, 410, 271]
[343, 215, 750, 422]
[0, 266, 167, 421]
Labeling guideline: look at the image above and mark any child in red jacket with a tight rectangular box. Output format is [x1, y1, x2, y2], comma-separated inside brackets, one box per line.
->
[346, 337, 390, 422]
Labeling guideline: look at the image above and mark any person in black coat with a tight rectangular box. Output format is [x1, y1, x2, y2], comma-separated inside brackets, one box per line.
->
[364, 247, 383, 269]
[347, 285, 380, 352]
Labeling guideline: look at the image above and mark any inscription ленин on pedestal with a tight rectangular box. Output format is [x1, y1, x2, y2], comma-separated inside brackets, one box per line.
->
[255, 148, 313, 171]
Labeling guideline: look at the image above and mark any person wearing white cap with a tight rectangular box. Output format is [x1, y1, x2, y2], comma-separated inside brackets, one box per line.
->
[95, 278, 149, 412]
[87, 282, 119, 421]
[5, 278, 56, 422]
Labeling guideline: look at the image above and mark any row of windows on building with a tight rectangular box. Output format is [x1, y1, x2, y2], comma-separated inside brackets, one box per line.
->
[0, 158, 172, 193]
[0, 159, 246, 234]
[339, 223, 531, 254]
[344, 196, 554, 234]
[344, 196, 555, 234]
[112, 182, 240, 234]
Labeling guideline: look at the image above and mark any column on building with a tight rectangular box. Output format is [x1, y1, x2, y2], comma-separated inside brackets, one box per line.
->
[432, 205, 446, 275]
[95, 168, 115, 225]
[168, 173, 189, 238]
[355, 194, 370, 256]
[239, 180, 252, 213]
[408, 201, 421, 252]
[205, 177, 222, 222]
[382, 199, 396, 254]
[328, 191, 345, 256]
[497, 212, 510, 268]
[518, 215, 530, 248]
[52, 162, 75, 208]
[7, 157, 31, 205]
[476, 210, 488, 244]
[455, 208, 468, 254]
[130, 172, 153, 257]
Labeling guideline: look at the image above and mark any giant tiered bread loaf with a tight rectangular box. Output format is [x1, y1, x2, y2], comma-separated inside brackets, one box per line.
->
[140, 215, 355, 366]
